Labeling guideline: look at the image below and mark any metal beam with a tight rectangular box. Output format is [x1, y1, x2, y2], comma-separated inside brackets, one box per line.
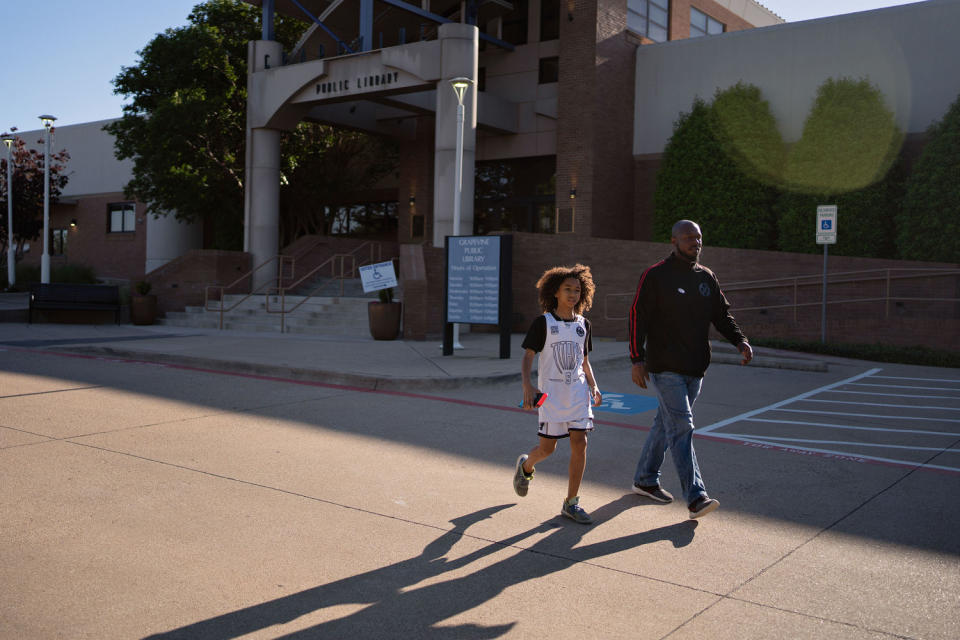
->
[262, 0, 275, 40]
[288, 0, 353, 54]
[380, 0, 514, 50]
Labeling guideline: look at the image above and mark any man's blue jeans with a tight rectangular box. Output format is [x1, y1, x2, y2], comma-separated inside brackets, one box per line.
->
[633, 371, 706, 506]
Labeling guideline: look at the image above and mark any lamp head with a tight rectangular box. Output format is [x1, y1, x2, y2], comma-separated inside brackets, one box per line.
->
[39, 115, 57, 129]
[1, 133, 13, 150]
[449, 76, 473, 103]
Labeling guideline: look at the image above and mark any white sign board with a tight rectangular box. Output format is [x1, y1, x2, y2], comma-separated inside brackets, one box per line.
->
[816, 205, 838, 245]
[359, 260, 398, 293]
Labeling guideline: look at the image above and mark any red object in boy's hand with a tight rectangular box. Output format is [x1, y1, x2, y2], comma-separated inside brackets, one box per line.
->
[519, 392, 548, 408]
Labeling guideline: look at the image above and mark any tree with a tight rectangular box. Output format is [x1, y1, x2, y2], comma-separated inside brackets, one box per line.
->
[0, 130, 70, 263]
[106, 0, 395, 251]
[652, 84, 783, 250]
[896, 93, 960, 262]
[777, 77, 905, 257]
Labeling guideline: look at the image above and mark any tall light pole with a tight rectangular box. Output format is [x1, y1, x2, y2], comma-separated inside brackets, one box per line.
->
[2, 134, 14, 288]
[39, 115, 56, 284]
[450, 76, 473, 350]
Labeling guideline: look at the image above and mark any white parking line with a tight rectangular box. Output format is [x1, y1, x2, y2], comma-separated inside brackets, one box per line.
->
[798, 399, 960, 411]
[824, 390, 958, 400]
[776, 408, 960, 423]
[700, 367, 960, 474]
[720, 433, 959, 452]
[697, 368, 882, 434]
[743, 417, 960, 437]
[846, 382, 960, 392]
[871, 375, 960, 383]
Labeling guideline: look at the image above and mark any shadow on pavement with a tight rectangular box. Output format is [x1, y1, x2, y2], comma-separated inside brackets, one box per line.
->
[144, 496, 696, 639]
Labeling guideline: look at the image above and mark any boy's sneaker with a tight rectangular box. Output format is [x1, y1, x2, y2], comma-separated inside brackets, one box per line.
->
[561, 496, 593, 524]
[631, 483, 674, 503]
[512, 454, 534, 497]
[688, 495, 719, 519]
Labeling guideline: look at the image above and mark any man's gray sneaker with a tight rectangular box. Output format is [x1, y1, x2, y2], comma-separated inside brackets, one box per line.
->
[688, 495, 719, 519]
[561, 496, 593, 524]
[632, 483, 674, 503]
[513, 454, 533, 497]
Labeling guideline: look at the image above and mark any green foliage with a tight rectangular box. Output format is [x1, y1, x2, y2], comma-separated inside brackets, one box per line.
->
[751, 337, 960, 368]
[896, 93, 960, 262]
[135, 281, 152, 295]
[0, 132, 71, 258]
[784, 77, 902, 195]
[652, 85, 783, 250]
[377, 287, 394, 303]
[776, 78, 906, 257]
[106, 0, 396, 251]
[15, 263, 98, 285]
[776, 154, 907, 257]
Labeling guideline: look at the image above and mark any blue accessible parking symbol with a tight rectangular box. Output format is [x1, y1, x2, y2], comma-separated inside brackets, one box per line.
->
[595, 392, 659, 415]
[821, 219, 832, 230]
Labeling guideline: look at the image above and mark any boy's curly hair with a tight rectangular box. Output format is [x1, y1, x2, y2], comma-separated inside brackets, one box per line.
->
[535, 264, 595, 314]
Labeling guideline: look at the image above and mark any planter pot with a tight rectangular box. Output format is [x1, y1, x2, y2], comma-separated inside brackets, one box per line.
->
[368, 301, 402, 340]
[131, 294, 158, 325]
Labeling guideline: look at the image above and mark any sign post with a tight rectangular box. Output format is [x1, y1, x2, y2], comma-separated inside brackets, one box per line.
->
[816, 205, 837, 343]
[443, 235, 513, 358]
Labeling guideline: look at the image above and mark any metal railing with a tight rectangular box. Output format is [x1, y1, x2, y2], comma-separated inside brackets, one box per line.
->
[265, 241, 387, 332]
[204, 254, 287, 330]
[604, 267, 960, 322]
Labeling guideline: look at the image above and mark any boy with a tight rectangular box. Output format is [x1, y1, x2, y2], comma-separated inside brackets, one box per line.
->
[513, 264, 602, 524]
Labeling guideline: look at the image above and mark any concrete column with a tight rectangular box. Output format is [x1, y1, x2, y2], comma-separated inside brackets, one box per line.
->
[245, 40, 283, 291]
[432, 23, 478, 247]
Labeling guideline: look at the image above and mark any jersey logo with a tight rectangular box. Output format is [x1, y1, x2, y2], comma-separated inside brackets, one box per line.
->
[550, 325, 559, 335]
[678, 288, 685, 294]
[552, 341, 582, 385]
[699, 282, 711, 297]
[576, 325, 585, 337]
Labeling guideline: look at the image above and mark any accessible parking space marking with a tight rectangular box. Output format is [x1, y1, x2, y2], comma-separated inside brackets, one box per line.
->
[698, 368, 960, 474]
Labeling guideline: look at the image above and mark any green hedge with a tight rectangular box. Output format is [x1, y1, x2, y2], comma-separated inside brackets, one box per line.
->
[896, 93, 960, 262]
[653, 84, 782, 250]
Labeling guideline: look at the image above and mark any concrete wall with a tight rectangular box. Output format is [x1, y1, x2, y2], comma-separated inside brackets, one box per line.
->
[634, 0, 960, 155]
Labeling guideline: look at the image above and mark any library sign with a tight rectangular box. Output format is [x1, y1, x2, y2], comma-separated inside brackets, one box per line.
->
[444, 235, 513, 358]
[290, 62, 428, 105]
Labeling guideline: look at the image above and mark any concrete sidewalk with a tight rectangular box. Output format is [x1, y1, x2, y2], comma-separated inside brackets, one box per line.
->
[0, 320, 826, 390]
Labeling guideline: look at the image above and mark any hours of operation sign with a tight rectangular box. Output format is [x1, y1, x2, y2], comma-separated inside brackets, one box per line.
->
[446, 236, 501, 324]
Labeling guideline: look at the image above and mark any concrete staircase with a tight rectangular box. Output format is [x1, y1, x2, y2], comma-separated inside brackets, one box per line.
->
[158, 293, 377, 337]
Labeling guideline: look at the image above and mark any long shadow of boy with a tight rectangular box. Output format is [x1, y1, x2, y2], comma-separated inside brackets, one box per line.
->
[147, 495, 696, 639]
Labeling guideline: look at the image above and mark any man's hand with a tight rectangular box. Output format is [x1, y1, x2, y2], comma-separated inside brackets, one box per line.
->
[738, 342, 754, 365]
[591, 387, 602, 407]
[631, 362, 649, 389]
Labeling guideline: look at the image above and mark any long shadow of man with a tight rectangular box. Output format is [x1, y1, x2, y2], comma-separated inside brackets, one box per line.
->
[146, 496, 696, 639]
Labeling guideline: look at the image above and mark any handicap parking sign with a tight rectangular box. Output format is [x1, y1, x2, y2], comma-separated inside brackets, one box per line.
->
[821, 219, 832, 230]
[595, 392, 659, 415]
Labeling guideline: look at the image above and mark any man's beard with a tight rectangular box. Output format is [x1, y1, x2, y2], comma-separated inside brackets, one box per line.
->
[677, 246, 700, 263]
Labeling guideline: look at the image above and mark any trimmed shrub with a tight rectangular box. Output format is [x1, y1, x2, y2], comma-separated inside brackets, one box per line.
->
[896, 93, 960, 262]
[653, 85, 783, 250]
[777, 77, 905, 256]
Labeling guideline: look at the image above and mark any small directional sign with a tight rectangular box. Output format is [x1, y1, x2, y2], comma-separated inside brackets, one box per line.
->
[816, 205, 838, 245]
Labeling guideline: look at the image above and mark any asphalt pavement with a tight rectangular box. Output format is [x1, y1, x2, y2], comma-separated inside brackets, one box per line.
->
[1, 315, 958, 639]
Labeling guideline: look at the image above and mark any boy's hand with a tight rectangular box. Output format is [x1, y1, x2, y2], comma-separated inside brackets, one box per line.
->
[522, 383, 539, 409]
[591, 387, 602, 407]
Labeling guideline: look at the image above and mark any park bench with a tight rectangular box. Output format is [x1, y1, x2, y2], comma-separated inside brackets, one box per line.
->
[29, 283, 122, 324]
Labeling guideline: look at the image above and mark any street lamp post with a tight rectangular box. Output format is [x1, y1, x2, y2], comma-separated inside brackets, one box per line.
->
[39, 115, 56, 284]
[2, 134, 14, 288]
[450, 76, 473, 350]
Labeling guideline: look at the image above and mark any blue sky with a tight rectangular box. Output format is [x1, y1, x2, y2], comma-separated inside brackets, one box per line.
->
[0, 0, 925, 131]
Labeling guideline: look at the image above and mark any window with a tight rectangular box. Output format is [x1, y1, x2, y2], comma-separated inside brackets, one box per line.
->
[501, 0, 529, 45]
[538, 57, 559, 84]
[474, 156, 556, 235]
[51, 229, 67, 256]
[690, 7, 724, 37]
[627, 0, 669, 42]
[108, 202, 136, 233]
[328, 201, 398, 236]
[540, 0, 560, 41]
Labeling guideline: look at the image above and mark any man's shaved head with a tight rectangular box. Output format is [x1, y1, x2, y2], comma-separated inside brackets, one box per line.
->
[671, 220, 701, 239]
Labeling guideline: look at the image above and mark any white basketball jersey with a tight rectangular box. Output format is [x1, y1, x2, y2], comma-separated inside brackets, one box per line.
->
[538, 313, 592, 423]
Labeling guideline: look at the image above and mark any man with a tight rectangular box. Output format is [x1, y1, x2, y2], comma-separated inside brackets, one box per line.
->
[628, 220, 753, 519]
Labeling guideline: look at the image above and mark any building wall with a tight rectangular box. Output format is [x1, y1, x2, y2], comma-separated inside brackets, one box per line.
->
[13, 120, 202, 283]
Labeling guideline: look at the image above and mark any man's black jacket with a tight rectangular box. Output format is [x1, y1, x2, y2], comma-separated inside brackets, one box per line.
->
[629, 253, 747, 378]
